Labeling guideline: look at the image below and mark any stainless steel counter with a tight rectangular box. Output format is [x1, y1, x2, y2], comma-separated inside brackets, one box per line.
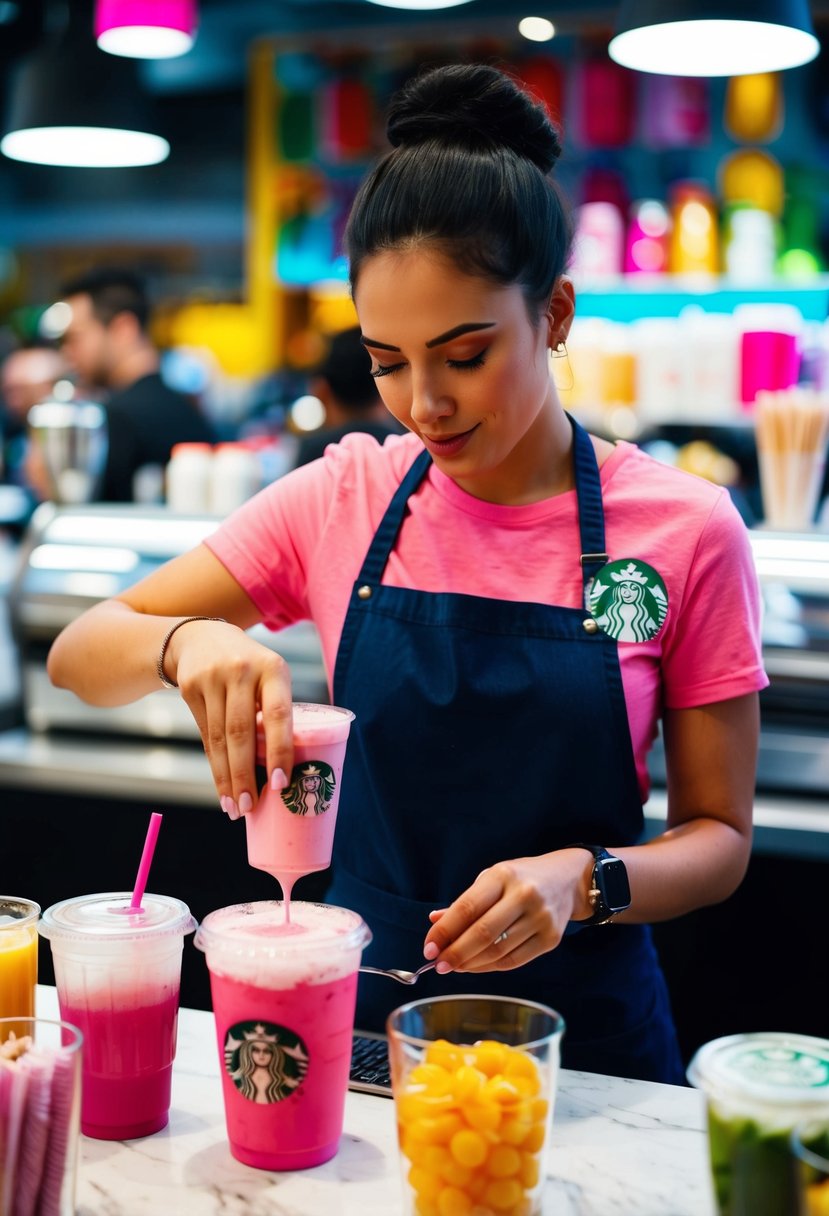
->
[1, 725, 828, 860]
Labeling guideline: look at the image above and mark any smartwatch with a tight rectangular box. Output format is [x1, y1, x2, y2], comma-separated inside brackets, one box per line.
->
[565, 844, 631, 927]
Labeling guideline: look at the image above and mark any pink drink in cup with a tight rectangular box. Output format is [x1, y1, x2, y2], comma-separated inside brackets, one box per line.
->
[38, 892, 196, 1140]
[248, 703, 355, 906]
[195, 900, 371, 1170]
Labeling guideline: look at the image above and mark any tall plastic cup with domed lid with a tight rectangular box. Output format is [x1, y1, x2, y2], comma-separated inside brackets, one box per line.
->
[195, 899, 371, 1170]
[38, 891, 196, 1140]
[687, 1031, 829, 1215]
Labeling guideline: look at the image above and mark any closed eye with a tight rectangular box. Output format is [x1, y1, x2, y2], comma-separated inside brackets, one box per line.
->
[370, 361, 406, 379]
[447, 350, 487, 371]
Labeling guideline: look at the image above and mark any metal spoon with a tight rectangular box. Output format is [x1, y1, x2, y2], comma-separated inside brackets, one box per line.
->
[359, 962, 437, 985]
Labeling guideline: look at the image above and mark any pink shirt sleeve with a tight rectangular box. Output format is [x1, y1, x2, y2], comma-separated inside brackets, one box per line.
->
[660, 491, 767, 709]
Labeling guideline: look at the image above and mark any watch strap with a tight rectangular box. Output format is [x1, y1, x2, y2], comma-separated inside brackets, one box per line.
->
[562, 843, 626, 930]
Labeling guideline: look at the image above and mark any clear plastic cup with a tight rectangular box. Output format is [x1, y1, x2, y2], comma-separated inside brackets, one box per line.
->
[688, 1031, 829, 1216]
[0, 1016, 82, 1216]
[38, 891, 196, 1140]
[248, 703, 355, 894]
[0, 897, 40, 1033]
[387, 994, 565, 1216]
[195, 900, 371, 1170]
[791, 1120, 829, 1216]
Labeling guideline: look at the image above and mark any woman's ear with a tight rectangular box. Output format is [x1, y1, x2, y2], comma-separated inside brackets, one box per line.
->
[546, 275, 575, 349]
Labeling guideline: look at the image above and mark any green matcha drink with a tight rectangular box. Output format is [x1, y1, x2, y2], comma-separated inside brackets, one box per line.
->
[688, 1032, 829, 1216]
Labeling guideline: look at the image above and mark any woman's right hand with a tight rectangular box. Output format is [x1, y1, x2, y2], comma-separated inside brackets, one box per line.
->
[47, 543, 296, 819]
[165, 617, 294, 820]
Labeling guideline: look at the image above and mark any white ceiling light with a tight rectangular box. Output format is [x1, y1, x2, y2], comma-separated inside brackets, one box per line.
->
[519, 17, 556, 42]
[1, 127, 168, 168]
[609, 0, 820, 77]
[96, 1, 198, 60]
[1, 23, 169, 168]
[364, 0, 473, 9]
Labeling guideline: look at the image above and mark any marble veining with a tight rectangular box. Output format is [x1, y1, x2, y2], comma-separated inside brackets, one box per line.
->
[36, 988, 715, 1215]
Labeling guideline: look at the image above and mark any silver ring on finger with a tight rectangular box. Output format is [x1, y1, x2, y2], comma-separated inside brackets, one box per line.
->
[495, 930, 509, 945]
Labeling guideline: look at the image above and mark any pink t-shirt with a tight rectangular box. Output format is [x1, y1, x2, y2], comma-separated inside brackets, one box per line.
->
[205, 432, 767, 800]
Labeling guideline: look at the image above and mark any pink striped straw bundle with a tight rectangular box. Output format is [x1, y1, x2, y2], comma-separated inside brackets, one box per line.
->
[0, 1033, 79, 1216]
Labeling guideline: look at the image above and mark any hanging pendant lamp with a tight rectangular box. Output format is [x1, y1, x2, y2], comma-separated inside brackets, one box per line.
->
[608, 0, 820, 77]
[1, 26, 169, 167]
[96, 0, 198, 59]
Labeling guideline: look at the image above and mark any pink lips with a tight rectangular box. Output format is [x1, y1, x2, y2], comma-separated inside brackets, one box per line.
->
[421, 426, 478, 458]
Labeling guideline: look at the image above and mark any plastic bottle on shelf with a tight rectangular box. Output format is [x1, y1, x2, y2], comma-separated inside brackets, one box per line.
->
[166, 442, 213, 513]
[210, 443, 261, 516]
[733, 302, 803, 409]
[668, 182, 719, 276]
[632, 317, 683, 423]
[677, 307, 741, 421]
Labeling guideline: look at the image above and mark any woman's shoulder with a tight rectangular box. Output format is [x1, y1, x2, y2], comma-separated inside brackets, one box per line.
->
[605, 440, 733, 512]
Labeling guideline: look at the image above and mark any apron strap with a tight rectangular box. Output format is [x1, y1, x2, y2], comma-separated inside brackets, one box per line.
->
[357, 448, 432, 585]
[568, 414, 609, 591]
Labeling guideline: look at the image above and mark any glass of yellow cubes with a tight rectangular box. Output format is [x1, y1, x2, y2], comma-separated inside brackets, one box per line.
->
[387, 995, 565, 1216]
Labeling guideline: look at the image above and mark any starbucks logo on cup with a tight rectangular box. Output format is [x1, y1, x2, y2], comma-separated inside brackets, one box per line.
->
[223, 1020, 309, 1104]
[283, 760, 336, 816]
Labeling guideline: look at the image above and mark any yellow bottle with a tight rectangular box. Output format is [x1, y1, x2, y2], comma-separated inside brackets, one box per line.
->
[0, 897, 39, 1036]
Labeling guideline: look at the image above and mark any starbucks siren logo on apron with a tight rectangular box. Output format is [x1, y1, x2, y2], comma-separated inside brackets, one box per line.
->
[588, 559, 668, 642]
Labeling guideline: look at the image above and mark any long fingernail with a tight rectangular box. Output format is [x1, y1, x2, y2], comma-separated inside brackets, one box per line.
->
[270, 767, 289, 791]
[423, 942, 439, 960]
[238, 791, 253, 815]
[221, 795, 239, 820]
[435, 961, 453, 975]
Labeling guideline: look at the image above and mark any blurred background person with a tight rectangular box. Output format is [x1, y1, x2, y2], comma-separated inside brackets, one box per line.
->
[293, 325, 401, 468]
[0, 342, 67, 492]
[55, 267, 216, 501]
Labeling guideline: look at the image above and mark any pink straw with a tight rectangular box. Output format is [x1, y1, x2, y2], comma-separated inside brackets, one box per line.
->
[130, 812, 163, 910]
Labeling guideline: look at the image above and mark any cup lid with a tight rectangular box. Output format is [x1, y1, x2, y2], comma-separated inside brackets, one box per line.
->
[688, 1032, 829, 1107]
[194, 900, 370, 957]
[38, 892, 196, 941]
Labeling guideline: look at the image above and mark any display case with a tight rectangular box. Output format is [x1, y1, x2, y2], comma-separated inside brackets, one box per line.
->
[8, 502, 328, 740]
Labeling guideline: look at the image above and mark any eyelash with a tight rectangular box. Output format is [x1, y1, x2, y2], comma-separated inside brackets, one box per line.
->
[370, 351, 488, 379]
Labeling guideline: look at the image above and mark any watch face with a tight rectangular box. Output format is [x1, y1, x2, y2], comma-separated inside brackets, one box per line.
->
[598, 857, 631, 910]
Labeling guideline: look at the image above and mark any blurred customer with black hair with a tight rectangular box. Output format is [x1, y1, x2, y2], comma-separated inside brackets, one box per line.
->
[56, 268, 215, 501]
[294, 326, 401, 468]
[0, 343, 67, 491]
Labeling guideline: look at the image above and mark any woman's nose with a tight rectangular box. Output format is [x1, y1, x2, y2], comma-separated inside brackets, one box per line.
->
[409, 373, 454, 427]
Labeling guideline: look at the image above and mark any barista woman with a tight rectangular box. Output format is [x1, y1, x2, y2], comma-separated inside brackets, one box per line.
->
[47, 64, 767, 1084]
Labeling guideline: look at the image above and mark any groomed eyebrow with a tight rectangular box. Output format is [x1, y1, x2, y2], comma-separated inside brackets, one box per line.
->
[360, 322, 496, 353]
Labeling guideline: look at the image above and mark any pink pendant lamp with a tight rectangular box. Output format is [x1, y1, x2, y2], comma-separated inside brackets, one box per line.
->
[96, 0, 198, 59]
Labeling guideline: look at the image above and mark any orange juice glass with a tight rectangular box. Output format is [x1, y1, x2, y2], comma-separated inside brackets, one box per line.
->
[0, 896, 40, 1033]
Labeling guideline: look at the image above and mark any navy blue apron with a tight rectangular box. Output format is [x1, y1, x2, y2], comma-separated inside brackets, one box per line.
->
[329, 418, 684, 1084]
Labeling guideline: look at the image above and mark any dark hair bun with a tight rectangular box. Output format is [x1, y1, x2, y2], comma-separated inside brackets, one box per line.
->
[386, 63, 562, 174]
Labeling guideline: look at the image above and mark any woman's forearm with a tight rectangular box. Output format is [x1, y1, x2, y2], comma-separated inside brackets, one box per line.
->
[47, 599, 189, 706]
[607, 816, 752, 925]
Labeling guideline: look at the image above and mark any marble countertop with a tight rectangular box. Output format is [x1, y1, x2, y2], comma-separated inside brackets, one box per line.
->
[36, 988, 716, 1215]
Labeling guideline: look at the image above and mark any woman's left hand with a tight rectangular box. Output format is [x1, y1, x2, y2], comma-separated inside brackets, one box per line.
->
[422, 850, 593, 973]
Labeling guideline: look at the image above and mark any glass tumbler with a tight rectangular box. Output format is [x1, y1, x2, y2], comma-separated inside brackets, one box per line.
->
[387, 994, 565, 1216]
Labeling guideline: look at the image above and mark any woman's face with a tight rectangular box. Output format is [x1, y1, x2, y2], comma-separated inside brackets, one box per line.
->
[252, 1042, 273, 1066]
[354, 249, 573, 504]
[619, 582, 639, 604]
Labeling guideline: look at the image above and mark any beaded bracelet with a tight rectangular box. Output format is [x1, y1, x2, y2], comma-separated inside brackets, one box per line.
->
[157, 616, 226, 690]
